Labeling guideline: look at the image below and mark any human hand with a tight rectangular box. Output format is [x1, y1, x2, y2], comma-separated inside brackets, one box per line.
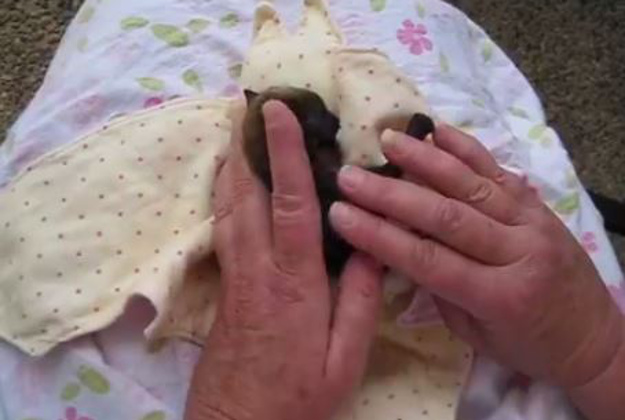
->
[328, 124, 624, 394]
[185, 101, 383, 420]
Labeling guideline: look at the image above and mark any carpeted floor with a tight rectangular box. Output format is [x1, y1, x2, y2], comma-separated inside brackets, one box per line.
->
[0, 0, 623, 263]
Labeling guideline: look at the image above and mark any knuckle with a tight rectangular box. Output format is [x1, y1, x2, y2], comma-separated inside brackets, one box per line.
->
[466, 180, 495, 205]
[515, 234, 561, 284]
[272, 192, 318, 219]
[232, 176, 255, 202]
[434, 198, 464, 234]
[272, 252, 302, 277]
[408, 238, 439, 273]
[213, 202, 233, 223]
[267, 277, 306, 306]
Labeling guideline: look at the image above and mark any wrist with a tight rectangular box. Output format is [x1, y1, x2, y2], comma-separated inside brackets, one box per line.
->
[566, 311, 625, 420]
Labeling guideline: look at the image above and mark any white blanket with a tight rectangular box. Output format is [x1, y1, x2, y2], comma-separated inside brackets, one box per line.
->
[0, 0, 622, 419]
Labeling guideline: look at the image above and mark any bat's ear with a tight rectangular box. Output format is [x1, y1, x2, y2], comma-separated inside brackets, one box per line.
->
[244, 89, 260, 104]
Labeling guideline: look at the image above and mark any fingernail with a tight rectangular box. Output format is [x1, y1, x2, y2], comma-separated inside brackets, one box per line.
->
[330, 202, 355, 229]
[381, 129, 400, 152]
[339, 165, 364, 191]
[262, 100, 285, 117]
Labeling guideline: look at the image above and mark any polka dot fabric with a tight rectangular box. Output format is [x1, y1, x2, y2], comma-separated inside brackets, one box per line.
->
[0, 98, 232, 356]
[339, 327, 471, 420]
[333, 48, 432, 167]
[241, 0, 431, 169]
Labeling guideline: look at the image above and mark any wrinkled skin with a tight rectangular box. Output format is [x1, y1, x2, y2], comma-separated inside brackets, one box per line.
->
[185, 101, 384, 420]
[329, 125, 625, 420]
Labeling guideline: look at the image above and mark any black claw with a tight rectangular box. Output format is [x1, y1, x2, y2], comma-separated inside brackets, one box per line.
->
[406, 113, 435, 140]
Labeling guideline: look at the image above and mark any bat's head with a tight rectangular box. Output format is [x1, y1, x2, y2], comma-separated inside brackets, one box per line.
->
[244, 87, 340, 152]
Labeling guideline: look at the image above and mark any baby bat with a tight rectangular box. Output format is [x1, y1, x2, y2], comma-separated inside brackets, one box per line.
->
[242, 86, 434, 277]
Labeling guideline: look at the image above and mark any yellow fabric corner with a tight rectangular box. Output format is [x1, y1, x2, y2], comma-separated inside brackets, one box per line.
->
[241, 0, 430, 170]
[0, 98, 232, 355]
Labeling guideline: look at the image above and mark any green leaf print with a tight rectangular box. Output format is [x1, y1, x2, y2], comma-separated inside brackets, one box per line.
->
[183, 70, 203, 92]
[140, 411, 166, 420]
[482, 43, 494, 63]
[61, 382, 81, 401]
[77, 37, 88, 53]
[565, 170, 578, 189]
[554, 192, 580, 216]
[187, 18, 211, 34]
[528, 124, 548, 140]
[458, 120, 474, 131]
[137, 77, 165, 92]
[77, 5, 96, 24]
[370, 0, 387, 12]
[228, 63, 243, 80]
[472, 98, 486, 109]
[417, 3, 426, 18]
[540, 136, 554, 147]
[152, 24, 190, 47]
[121, 17, 150, 30]
[509, 107, 530, 119]
[77, 365, 110, 395]
[439, 53, 450, 73]
[220, 13, 240, 28]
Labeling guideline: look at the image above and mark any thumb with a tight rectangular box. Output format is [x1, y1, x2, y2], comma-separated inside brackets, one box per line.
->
[325, 253, 383, 397]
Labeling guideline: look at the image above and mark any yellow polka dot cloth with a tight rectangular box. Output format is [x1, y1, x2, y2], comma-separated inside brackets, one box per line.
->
[241, 0, 431, 167]
[0, 1, 470, 419]
[0, 99, 232, 355]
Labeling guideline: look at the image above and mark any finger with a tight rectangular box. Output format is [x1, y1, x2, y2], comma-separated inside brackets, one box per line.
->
[501, 170, 544, 208]
[434, 297, 485, 352]
[213, 157, 236, 267]
[381, 129, 523, 225]
[330, 202, 496, 316]
[230, 102, 272, 257]
[326, 253, 383, 395]
[263, 100, 324, 270]
[338, 166, 522, 264]
[434, 125, 541, 208]
[434, 124, 504, 181]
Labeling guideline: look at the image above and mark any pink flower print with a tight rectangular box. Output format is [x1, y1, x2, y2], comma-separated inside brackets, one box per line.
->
[144, 96, 165, 109]
[71, 94, 108, 127]
[15, 361, 47, 406]
[61, 407, 94, 420]
[581, 231, 599, 253]
[397, 20, 433, 55]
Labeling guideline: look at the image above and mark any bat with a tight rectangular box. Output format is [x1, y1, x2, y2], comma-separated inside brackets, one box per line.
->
[242, 86, 434, 277]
